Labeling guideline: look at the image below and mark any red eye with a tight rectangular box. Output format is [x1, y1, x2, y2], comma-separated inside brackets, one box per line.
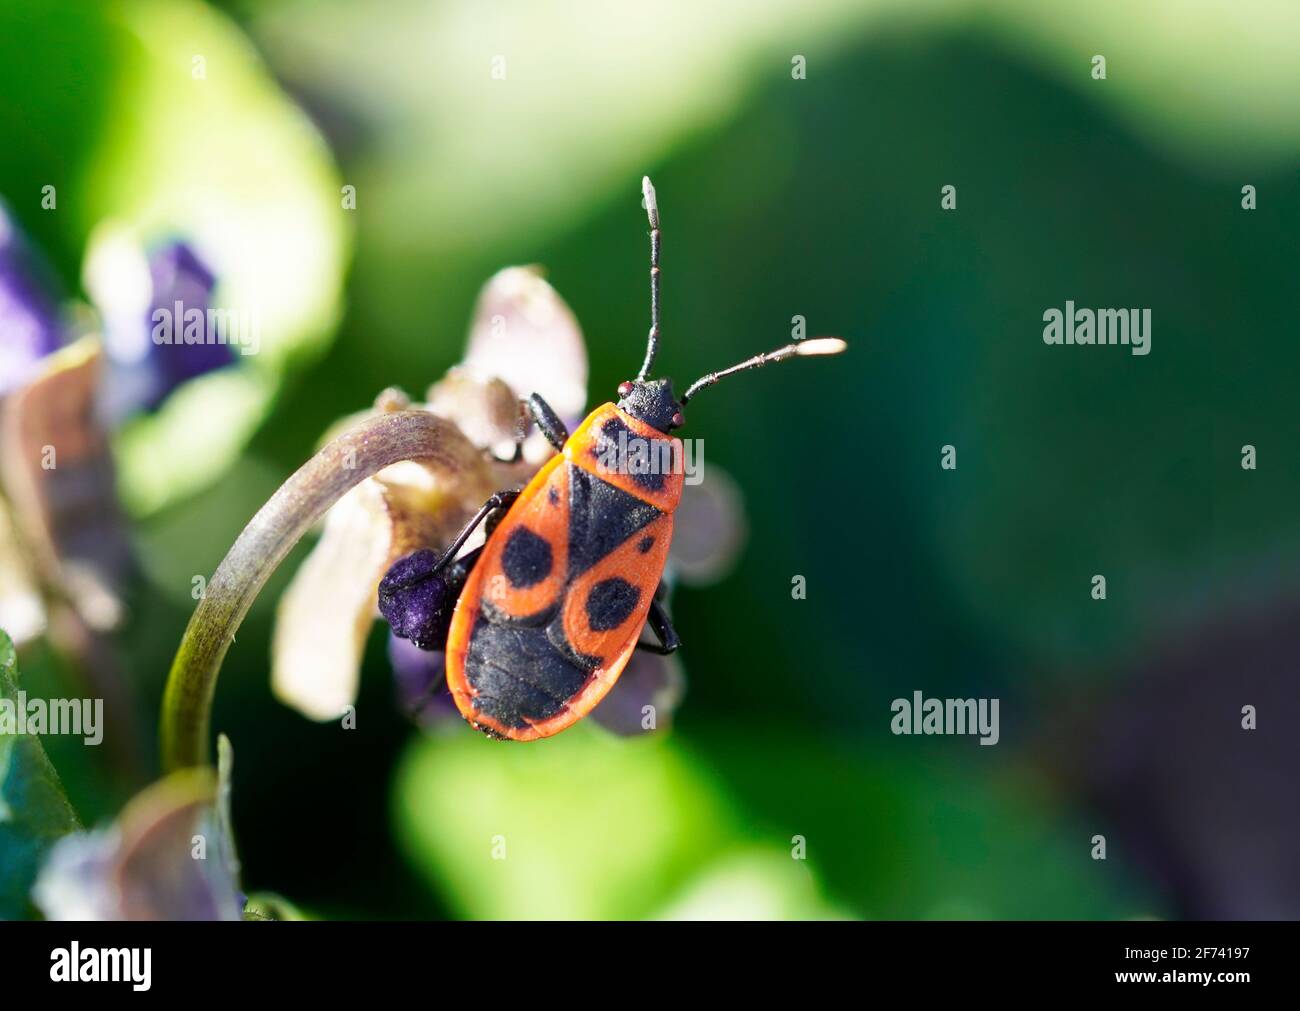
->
[671, 411, 684, 428]
[617, 381, 634, 397]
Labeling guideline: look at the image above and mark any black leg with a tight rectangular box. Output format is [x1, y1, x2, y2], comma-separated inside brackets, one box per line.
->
[436, 489, 520, 572]
[637, 596, 681, 656]
[494, 394, 569, 460]
[526, 393, 569, 452]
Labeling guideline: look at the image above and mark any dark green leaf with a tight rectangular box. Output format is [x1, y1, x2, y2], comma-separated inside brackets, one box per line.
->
[0, 629, 81, 918]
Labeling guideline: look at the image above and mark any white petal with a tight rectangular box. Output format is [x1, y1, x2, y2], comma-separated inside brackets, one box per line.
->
[31, 830, 121, 921]
[272, 436, 494, 721]
[272, 479, 394, 720]
[425, 367, 520, 456]
[459, 266, 587, 420]
[0, 498, 45, 644]
[0, 338, 130, 631]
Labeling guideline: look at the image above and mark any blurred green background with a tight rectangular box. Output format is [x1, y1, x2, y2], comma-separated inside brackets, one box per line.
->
[2, 0, 1298, 919]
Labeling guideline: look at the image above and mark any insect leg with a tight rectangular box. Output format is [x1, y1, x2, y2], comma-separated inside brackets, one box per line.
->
[435, 488, 521, 573]
[526, 393, 570, 451]
[637, 596, 681, 656]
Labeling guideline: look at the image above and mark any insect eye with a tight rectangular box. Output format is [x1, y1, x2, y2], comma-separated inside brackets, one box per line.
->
[617, 381, 634, 397]
[671, 411, 684, 428]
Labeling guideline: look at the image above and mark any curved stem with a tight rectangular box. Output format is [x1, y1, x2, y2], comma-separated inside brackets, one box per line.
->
[161, 410, 479, 771]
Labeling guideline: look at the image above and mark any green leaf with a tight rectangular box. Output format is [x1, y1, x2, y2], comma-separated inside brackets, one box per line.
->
[215, 734, 242, 889]
[393, 726, 741, 920]
[652, 849, 852, 920]
[395, 722, 1155, 920]
[0, 629, 81, 919]
[692, 727, 1157, 920]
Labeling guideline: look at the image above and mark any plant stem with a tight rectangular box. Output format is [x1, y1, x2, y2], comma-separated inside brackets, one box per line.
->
[160, 410, 479, 771]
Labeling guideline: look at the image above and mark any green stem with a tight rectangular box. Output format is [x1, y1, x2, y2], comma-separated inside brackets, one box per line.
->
[161, 410, 477, 771]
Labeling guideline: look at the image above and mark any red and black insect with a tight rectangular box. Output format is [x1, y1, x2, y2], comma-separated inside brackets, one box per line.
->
[379, 177, 846, 740]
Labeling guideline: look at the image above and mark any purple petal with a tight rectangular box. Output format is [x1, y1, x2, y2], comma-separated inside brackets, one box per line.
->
[668, 464, 748, 586]
[591, 647, 686, 736]
[32, 775, 242, 921]
[30, 830, 122, 920]
[0, 205, 63, 395]
[387, 632, 458, 728]
[144, 240, 232, 403]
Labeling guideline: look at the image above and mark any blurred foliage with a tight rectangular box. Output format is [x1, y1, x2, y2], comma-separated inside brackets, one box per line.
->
[0, 0, 347, 514]
[0, 631, 80, 919]
[3, 0, 1298, 919]
[395, 727, 738, 920]
[395, 724, 1142, 919]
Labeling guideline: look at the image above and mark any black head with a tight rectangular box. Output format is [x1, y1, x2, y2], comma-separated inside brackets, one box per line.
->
[616, 378, 684, 433]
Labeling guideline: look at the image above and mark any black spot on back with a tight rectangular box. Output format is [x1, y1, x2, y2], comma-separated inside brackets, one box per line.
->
[637, 535, 654, 554]
[589, 417, 668, 492]
[501, 526, 552, 588]
[465, 617, 589, 728]
[567, 465, 660, 576]
[585, 577, 641, 631]
[548, 487, 559, 506]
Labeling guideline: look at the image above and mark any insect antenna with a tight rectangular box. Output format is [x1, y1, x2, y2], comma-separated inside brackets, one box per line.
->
[635, 176, 661, 381]
[679, 337, 848, 404]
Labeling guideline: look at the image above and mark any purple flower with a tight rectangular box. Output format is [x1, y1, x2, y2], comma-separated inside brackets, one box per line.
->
[90, 233, 235, 420]
[0, 205, 63, 396]
[589, 644, 686, 736]
[32, 746, 243, 921]
[144, 240, 231, 402]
